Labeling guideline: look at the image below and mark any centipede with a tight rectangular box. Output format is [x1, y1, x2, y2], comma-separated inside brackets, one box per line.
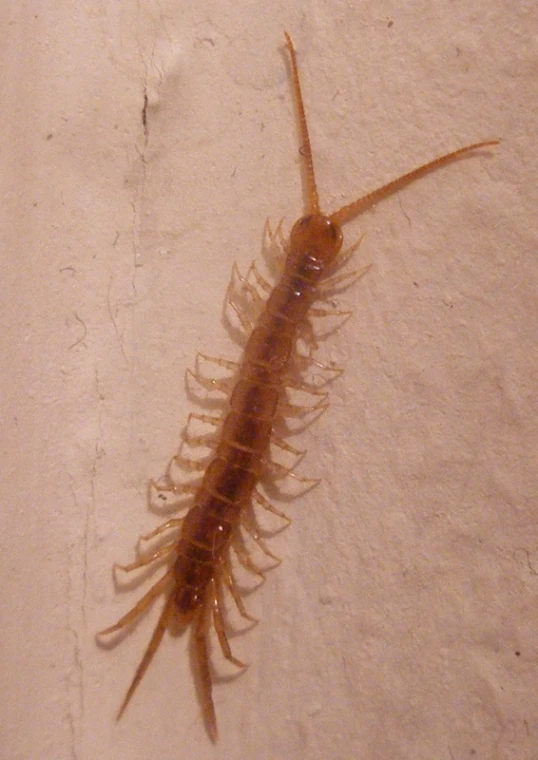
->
[98, 32, 498, 741]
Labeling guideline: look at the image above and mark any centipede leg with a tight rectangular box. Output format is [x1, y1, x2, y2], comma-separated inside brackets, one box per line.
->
[114, 542, 176, 574]
[186, 367, 232, 394]
[140, 517, 184, 543]
[232, 529, 266, 578]
[271, 432, 306, 456]
[252, 488, 291, 524]
[193, 602, 218, 742]
[211, 578, 248, 668]
[250, 261, 272, 294]
[241, 512, 281, 562]
[150, 474, 197, 511]
[97, 570, 173, 636]
[187, 411, 222, 427]
[278, 394, 329, 417]
[198, 352, 240, 371]
[319, 262, 370, 294]
[263, 217, 286, 261]
[294, 350, 344, 378]
[232, 262, 265, 308]
[225, 280, 254, 333]
[268, 457, 321, 486]
[149, 478, 197, 498]
[322, 235, 366, 277]
[183, 413, 221, 448]
[308, 305, 353, 318]
[284, 375, 329, 396]
[221, 552, 258, 623]
[173, 447, 211, 472]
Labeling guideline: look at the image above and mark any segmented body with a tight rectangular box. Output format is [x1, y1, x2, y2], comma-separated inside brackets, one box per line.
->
[178, 216, 342, 598]
[98, 32, 498, 741]
[175, 219, 336, 611]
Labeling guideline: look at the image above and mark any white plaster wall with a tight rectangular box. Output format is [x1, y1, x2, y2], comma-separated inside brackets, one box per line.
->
[1, 1, 536, 758]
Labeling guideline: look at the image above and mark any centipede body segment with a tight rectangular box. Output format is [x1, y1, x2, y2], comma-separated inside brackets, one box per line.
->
[98, 32, 498, 741]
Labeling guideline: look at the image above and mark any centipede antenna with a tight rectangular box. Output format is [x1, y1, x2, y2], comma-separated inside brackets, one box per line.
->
[330, 140, 500, 227]
[285, 32, 320, 215]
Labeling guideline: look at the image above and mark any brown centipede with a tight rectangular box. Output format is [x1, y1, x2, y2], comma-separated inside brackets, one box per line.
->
[98, 32, 498, 741]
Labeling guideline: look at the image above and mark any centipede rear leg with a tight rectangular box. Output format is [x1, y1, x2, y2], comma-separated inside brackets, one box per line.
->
[192, 601, 218, 742]
[116, 595, 176, 720]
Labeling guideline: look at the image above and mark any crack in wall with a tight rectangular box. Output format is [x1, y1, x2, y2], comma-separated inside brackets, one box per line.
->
[67, 367, 106, 759]
[66, 476, 88, 760]
[130, 33, 153, 274]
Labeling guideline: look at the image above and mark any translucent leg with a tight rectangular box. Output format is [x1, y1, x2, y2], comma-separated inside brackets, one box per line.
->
[186, 368, 231, 394]
[252, 488, 291, 524]
[149, 478, 197, 510]
[267, 456, 320, 486]
[140, 518, 184, 543]
[271, 432, 306, 457]
[193, 603, 218, 742]
[308, 305, 353, 318]
[97, 571, 173, 637]
[183, 412, 221, 446]
[221, 552, 258, 623]
[210, 578, 248, 668]
[182, 429, 218, 447]
[263, 218, 286, 264]
[187, 411, 222, 427]
[250, 261, 272, 294]
[328, 237, 365, 274]
[284, 375, 330, 396]
[232, 261, 265, 308]
[319, 262, 371, 294]
[294, 350, 344, 378]
[197, 352, 240, 372]
[150, 478, 197, 496]
[114, 543, 176, 574]
[232, 530, 265, 578]
[225, 279, 253, 333]
[173, 447, 211, 472]
[241, 513, 281, 562]
[278, 398, 329, 418]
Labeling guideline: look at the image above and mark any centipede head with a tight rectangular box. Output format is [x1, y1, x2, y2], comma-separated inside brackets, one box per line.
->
[288, 213, 344, 274]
